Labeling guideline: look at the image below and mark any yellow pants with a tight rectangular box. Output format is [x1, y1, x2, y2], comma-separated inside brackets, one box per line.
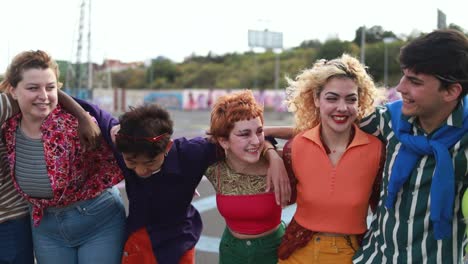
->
[278, 234, 359, 264]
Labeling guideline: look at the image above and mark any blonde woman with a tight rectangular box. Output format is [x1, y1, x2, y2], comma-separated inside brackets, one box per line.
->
[277, 54, 384, 263]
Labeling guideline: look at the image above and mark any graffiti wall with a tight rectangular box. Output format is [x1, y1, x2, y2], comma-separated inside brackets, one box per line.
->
[90, 88, 288, 113]
[89, 87, 396, 114]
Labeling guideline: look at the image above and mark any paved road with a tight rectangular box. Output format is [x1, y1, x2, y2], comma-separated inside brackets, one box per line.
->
[117, 110, 295, 263]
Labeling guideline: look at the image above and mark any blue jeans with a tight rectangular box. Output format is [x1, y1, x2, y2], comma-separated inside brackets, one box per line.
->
[32, 187, 126, 264]
[0, 216, 34, 264]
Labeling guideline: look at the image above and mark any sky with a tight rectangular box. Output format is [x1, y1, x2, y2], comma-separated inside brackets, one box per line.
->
[1, 0, 467, 73]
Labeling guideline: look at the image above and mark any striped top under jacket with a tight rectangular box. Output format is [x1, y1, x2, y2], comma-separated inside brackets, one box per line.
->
[353, 98, 468, 264]
[0, 94, 28, 223]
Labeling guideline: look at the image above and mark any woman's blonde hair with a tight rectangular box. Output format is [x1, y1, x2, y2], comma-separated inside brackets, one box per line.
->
[285, 54, 378, 133]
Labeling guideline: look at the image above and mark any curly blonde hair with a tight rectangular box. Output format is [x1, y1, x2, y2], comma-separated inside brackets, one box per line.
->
[285, 54, 378, 133]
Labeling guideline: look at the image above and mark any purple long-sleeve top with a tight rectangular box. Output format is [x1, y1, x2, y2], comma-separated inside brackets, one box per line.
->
[76, 98, 218, 264]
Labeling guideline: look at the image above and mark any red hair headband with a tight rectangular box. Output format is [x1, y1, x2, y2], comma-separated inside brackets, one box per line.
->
[115, 132, 168, 143]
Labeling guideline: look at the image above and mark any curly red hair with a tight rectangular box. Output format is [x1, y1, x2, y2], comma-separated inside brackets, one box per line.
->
[208, 90, 264, 143]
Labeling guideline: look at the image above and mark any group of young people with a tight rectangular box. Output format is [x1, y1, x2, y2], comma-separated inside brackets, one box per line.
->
[0, 28, 466, 264]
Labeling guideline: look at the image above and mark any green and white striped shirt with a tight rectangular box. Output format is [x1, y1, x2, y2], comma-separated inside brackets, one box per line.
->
[0, 93, 29, 223]
[353, 99, 468, 264]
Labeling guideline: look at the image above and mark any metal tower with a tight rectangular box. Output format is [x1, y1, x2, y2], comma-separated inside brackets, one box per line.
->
[87, 0, 93, 91]
[75, 0, 85, 90]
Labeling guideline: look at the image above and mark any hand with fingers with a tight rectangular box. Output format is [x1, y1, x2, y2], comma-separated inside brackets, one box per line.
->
[77, 112, 102, 152]
[265, 147, 291, 207]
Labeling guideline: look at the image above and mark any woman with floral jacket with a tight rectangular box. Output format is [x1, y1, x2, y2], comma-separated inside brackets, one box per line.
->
[1, 50, 125, 264]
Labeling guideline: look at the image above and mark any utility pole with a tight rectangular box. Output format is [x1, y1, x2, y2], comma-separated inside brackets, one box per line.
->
[75, 0, 85, 93]
[383, 37, 396, 88]
[360, 26, 366, 64]
[87, 0, 93, 98]
[274, 50, 280, 90]
[248, 29, 283, 90]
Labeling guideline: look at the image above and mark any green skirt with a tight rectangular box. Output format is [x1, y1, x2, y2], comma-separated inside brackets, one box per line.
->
[219, 222, 286, 264]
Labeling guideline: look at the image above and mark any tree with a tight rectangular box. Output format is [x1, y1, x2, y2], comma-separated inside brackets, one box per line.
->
[146, 57, 180, 89]
[299, 39, 322, 49]
[448, 23, 467, 35]
[56, 60, 69, 87]
[353, 25, 398, 46]
[316, 40, 359, 60]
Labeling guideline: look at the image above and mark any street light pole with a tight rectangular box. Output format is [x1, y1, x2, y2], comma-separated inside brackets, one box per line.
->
[247, 29, 283, 90]
[384, 42, 388, 87]
[383, 37, 395, 88]
[274, 49, 280, 90]
[360, 26, 366, 64]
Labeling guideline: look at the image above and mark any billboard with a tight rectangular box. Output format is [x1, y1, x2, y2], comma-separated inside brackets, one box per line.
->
[248, 30, 283, 49]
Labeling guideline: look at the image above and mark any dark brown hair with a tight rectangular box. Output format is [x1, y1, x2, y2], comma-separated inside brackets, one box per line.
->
[116, 104, 173, 158]
[400, 29, 468, 99]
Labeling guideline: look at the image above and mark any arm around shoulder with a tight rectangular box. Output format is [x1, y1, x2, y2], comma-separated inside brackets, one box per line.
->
[264, 126, 294, 140]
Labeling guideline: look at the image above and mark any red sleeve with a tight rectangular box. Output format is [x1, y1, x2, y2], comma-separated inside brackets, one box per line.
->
[369, 141, 386, 213]
[282, 139, 298, 204]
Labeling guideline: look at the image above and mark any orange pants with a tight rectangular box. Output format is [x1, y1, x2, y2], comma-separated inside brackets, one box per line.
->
[122, 228, 195, 264]
[278, 234, 359, 264]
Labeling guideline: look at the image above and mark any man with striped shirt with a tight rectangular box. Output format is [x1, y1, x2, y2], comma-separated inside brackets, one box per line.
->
[353, 29, 468, 263]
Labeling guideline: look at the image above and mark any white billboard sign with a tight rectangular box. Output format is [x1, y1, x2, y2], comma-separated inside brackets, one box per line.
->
[248, 30, 283, 49]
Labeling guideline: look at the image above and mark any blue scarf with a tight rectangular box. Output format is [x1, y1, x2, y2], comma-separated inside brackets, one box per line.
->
[386, 97, 468, 240]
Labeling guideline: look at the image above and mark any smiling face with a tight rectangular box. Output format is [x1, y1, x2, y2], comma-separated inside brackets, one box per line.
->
[218, 117, 264, 171]
[314, 76, 359, 136]
[396, 68, 463, 133]
[10, 68, 58, 123]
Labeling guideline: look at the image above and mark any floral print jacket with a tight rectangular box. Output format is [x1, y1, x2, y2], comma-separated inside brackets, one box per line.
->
[3, 105, 123, 226]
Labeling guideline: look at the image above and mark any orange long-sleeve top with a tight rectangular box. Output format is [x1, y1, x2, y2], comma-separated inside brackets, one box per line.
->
[291, 125, 383, 235]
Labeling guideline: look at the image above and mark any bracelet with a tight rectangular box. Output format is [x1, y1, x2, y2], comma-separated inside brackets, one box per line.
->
[262, 147, 276, 157]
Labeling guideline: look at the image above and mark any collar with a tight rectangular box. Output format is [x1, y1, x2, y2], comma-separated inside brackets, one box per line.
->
[301, 123, 370, 153]
[444, 97, 466, 128]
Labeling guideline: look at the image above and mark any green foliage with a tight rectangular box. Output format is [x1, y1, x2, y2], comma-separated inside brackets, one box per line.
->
[56, 60, 69, 87]
[125, 68, 147, 89]
[448, 23, 468, 35]
[299, 39, 322, 49]
[316, 39, 359, 60]
[353, 26, 398, 46]
[62, 25, 442, 90]
[364, 40, 403, 87]
[147, 57, 180, 85]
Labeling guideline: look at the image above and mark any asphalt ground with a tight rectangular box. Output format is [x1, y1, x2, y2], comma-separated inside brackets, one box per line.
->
[117, 110, 295, 263]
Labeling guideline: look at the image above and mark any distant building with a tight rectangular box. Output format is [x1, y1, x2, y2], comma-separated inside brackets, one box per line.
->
[97, 59, 144, 72]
